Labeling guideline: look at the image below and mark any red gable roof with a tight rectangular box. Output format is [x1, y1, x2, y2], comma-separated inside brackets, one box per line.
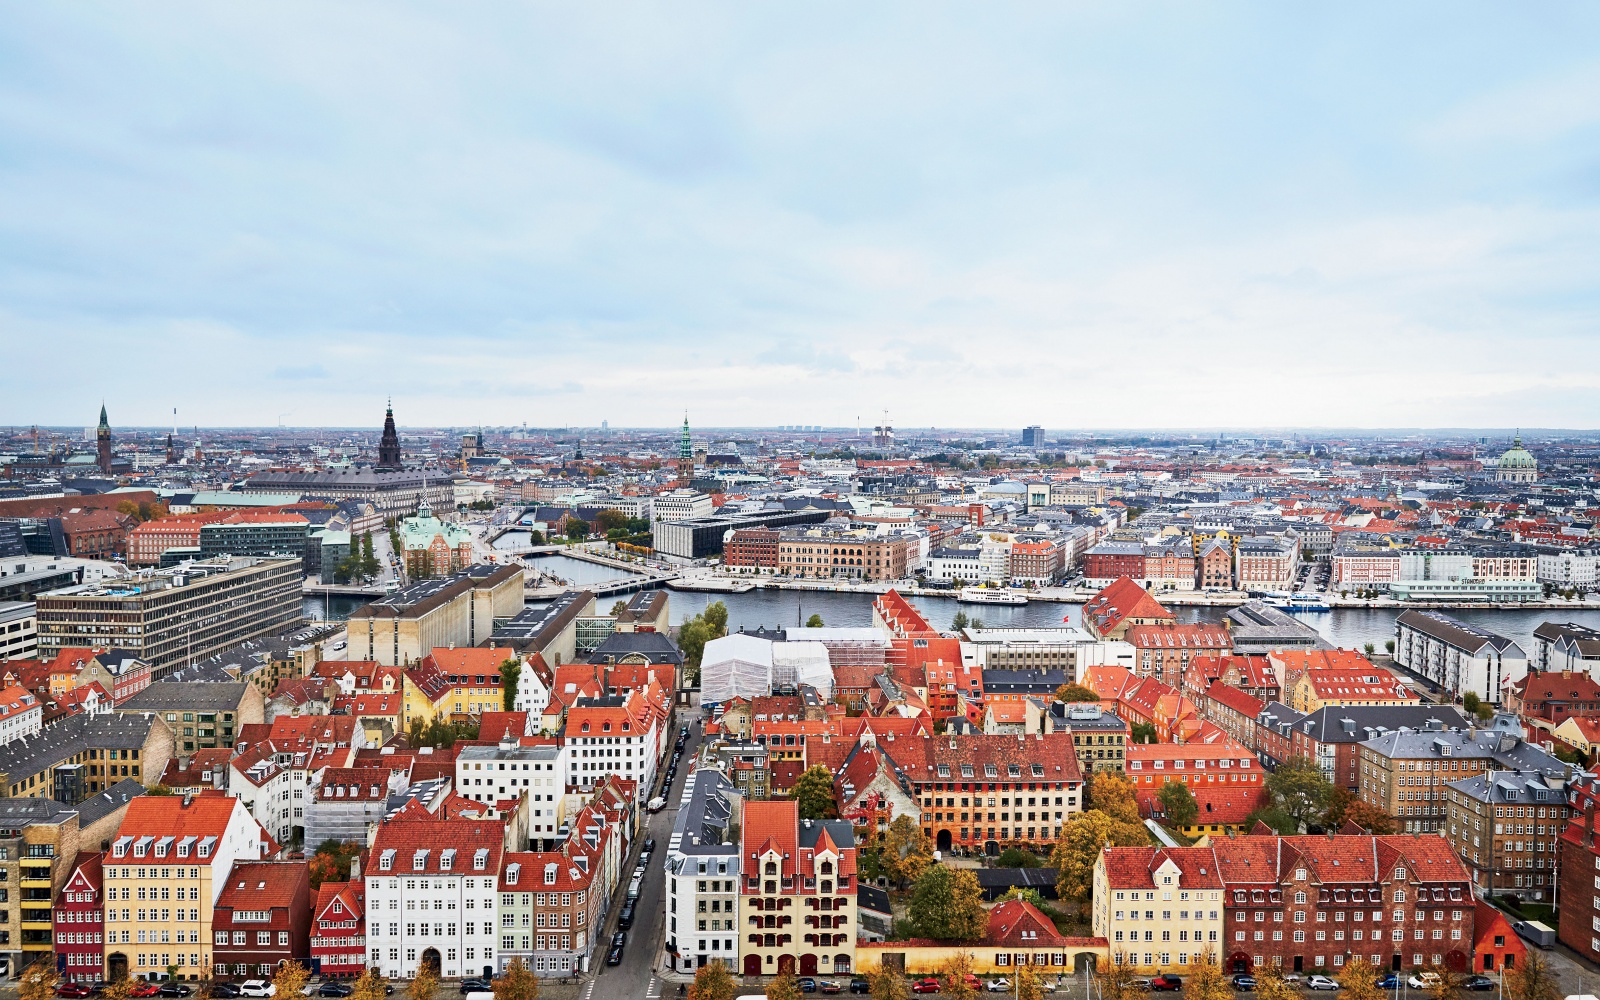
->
[1083, 578, 1175, 635]
[216, 861, 308, 911]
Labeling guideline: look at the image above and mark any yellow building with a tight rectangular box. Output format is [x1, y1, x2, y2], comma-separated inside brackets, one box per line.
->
[346, 565, 523, 667]
[105, 794, 264, 980]
[855, 899, 1107, 975]
[1093, 846, 1224, 971]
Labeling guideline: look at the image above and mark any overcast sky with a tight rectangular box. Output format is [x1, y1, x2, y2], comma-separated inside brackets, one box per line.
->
[3, 4, 1600, 430]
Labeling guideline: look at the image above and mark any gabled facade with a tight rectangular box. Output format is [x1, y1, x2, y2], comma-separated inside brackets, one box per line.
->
[739, 800, 858, 977]
[55, 851, 105, 983]
[363, 818, 507, 981]
[211, 861, 312, 980]
[1093, 846, 1224, 972]
[310, 879, 366, 979]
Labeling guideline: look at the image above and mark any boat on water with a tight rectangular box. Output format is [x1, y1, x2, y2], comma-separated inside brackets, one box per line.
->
[956, 587, 1029, 606]
[1262, 592, 1331, 612]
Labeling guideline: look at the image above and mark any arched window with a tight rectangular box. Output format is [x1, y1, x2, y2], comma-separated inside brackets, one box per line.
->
[765, 862, 778, 876]
[820, 861, 833, 875]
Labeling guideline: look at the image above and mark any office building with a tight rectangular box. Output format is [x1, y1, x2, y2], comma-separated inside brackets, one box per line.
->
[35, 558, 302, 678]
[347, 564, 524, 666]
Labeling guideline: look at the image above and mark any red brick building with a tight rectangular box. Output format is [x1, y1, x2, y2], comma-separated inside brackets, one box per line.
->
[212, 861, 312, 980]
[723, 527, 781, 573]
[1123, 624, 1232, 688]
[1472, 899, 1524, 973]
[1199, 683, 1266, 751]
[1183, 655, 1280, 705]
[1196, 538, 1233, 590]
[1505, 669, 1600, 730]
[1083, 545, 1146, 586]
[308, 876, 366, 979]
[56, 851, 105, 983]
[1214, 833, 1475, 975]
[1125, 740, 1267, 836]
[1557, 775, 1600, 964]
[126, 513, 231, 566]
[1009, 540, 1064, 584]
[61, 509, 138, 560]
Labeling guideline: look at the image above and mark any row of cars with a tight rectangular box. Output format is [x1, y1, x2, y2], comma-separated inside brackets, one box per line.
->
[1228, 972, 1497, 993]
[57, 980, 407, 999]
[910, 975, 1058, 994]
[607, 835, 660, 965]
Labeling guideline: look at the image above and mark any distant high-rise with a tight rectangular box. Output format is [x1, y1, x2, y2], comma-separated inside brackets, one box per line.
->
[96, 404, 113, 475]
[376, 401, 402, 470]
[677, 413, 694, 483]
[1022, 425, 1044, 447]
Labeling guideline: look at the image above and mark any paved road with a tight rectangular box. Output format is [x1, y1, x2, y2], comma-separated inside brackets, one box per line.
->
[591, 716, 705, 997]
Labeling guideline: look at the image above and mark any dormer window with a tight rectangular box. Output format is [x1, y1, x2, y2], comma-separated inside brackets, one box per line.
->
[413, 849, 430, 871]
[474, 848, 489, 871]
[766, 862, 778, 876]
[379, 850, 395, 872]
[545, 863, 558, 885]
[506, 864, 519, 885]
[581, 723, 590, 732]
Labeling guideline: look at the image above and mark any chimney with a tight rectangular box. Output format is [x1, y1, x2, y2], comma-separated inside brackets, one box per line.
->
[350, 856, 361, 879]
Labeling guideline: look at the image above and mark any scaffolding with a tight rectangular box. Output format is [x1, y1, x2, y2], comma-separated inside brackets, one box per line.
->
[700, 633, 773, 705]
[771, 640, 833, 699]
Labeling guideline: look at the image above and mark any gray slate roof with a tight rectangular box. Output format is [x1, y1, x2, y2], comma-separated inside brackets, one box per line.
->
[1447, 769, 1567, 804]
[77, 779, 146, 827]
[0, 714, 158, 781]
[587, 631, 684, 666]
[1360, 727, 1569, 774]
[669, 769, 739, 862]
[119, 681, 251, 713]
[1291, 704, 1473, 744]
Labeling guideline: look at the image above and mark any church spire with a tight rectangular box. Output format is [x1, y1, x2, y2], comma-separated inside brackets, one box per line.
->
[376, 400, 402, 471]
[96, 403, 113, 475]
[677, 412, 694, 484]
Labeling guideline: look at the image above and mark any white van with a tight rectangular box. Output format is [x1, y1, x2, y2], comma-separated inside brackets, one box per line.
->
[627, 876, 643, 898]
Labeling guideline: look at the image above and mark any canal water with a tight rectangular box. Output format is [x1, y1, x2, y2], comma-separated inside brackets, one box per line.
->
[304, 553, 1600, 656]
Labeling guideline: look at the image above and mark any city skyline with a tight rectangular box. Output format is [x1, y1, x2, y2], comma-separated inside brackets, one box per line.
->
[4, 5, 1600, 427]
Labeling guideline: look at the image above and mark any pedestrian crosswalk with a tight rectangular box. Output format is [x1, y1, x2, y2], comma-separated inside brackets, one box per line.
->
[647, 977, 662, 1000]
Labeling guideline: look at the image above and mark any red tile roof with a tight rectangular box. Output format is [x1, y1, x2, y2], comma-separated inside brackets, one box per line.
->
[369, 819, 505, 877]
[1083, 578, 1175, 636]
[216, 861, 308, 911]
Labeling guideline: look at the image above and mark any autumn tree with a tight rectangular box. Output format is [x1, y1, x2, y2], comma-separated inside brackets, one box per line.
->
[689, 960, 737, 1000]
[491, 958, 538, 1000]
[1051, 811, 1148, 902]
[1185, 952, 1231, 1000]
[1016, 966, 1043, 1000]
[18, 963, 59, 1000]
[1342, 800, 1398, 835]
[1055, 683, 1100, 703]
[352, 971, 392, 1000]
[1264, 756, 1333, 832]
[1339, 959, 1384, 1000]
[879, 814, 933, 887]
[1255, 965, 1299, 1000]
[908, 866, 989, 940]
[1087, 770, 1142, 826]
[500, 657, 521, 712]
[767, 972, 803, 1000]
[1098, 956, 1142, 1000]
[309, 839, 363, 888]
[273, 961, 311, 1000]
[1157, 780, 1198, 830]
[102, 980, 136, 1000]
[941, 953, 977, 1000]
[1506, 951, 1560, 1000]
[869, 969, 911, 1000]
[1427, 965, 1468, 1000]
[793, 764, 838, 819]
[410, 966, 439, 1000]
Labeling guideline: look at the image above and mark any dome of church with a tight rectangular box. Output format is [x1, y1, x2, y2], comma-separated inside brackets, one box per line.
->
[1499, 439, 1536, 469]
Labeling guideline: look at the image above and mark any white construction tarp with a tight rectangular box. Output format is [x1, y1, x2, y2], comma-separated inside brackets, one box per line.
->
[701, 633, 773, 705]
[771, 641, 833, 699]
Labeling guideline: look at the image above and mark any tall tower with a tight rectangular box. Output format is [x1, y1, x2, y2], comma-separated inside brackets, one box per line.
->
[96, 404, 113, 475]
[376, 400, 402, 470]
[677, 412, 694, 484]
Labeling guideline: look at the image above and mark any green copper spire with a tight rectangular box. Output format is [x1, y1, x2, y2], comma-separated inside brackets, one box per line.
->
[679, 412, 692, 462]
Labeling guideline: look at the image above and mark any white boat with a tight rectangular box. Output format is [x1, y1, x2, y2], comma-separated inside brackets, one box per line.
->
[1287, 594, 1331, 612]
[957, 587, 1029, 606]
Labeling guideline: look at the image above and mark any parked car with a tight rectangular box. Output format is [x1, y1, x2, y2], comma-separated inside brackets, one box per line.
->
[1464, 978, 1495, 992]
[849, 981, 872, 995]
[1231, 976, 1257, 992]
[55, 987, 93, 999]
[643, 837, 657, 852]
[1130, 980, 1154, 993]
[1150, 977, 1182, 992]
[318, 985, 353, 999]
[1279, 975, 1302, 985]
[1038, 984, 1056, 994]
[606, 943, 624, 967]
[458, 983, 492, 996]
[799, 980, 818, 994]
[129, 986, 163, 999]
[1374, 976, 1399, 991]
[158, 986, 193, 998]
[820, 983, 842, 995]
[240, 983, 277, 998]
[912, 980, 942, 995]
[212, 985, 243, 998]
[986, 981, 1011, 993]
[1306, 977, 1340, 992]
[618, 899, 637, 929]
[1407, 974, 1440, 991]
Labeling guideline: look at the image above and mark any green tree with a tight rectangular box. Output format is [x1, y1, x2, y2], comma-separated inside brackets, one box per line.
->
[1157, 780, 1199, 829]
[1363, 642, 1376, 658]
[951, 610, 969, 631]
[996, 846, 1042, 868]
[908, 866, 989, 940]
[702, 601, 729, 633]
[565, 518, 590, 540]
[1050, 810, 1148, 902]
[1462, 692, 1481, 716]
[529, 530, 546, 545]
[610, 600, 628, 616]
[767, 972, 803, 1000]
[491, 958, 538, 1000]
[688, 960, 736, 1000]
[309, 839, 363, 888]
[869, 969, 910, 1000]
[595, 509, 629, 533]
[1265, 756, 1333, 832]
[806, 613, 825, 628]
[500, 657, 522, 712]
[793, 764, 837, 819]
[1054, 683, 1100, 703]
[1129, 722, 1158, 744]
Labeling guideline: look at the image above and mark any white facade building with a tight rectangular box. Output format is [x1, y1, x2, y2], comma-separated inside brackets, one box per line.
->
[664, 769, 742, 972]
[1538, 550, 1600, 589]
[455, 741, 569, 839]
[365, 821, 506, 981]
[1393, 610, 1528, 705]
